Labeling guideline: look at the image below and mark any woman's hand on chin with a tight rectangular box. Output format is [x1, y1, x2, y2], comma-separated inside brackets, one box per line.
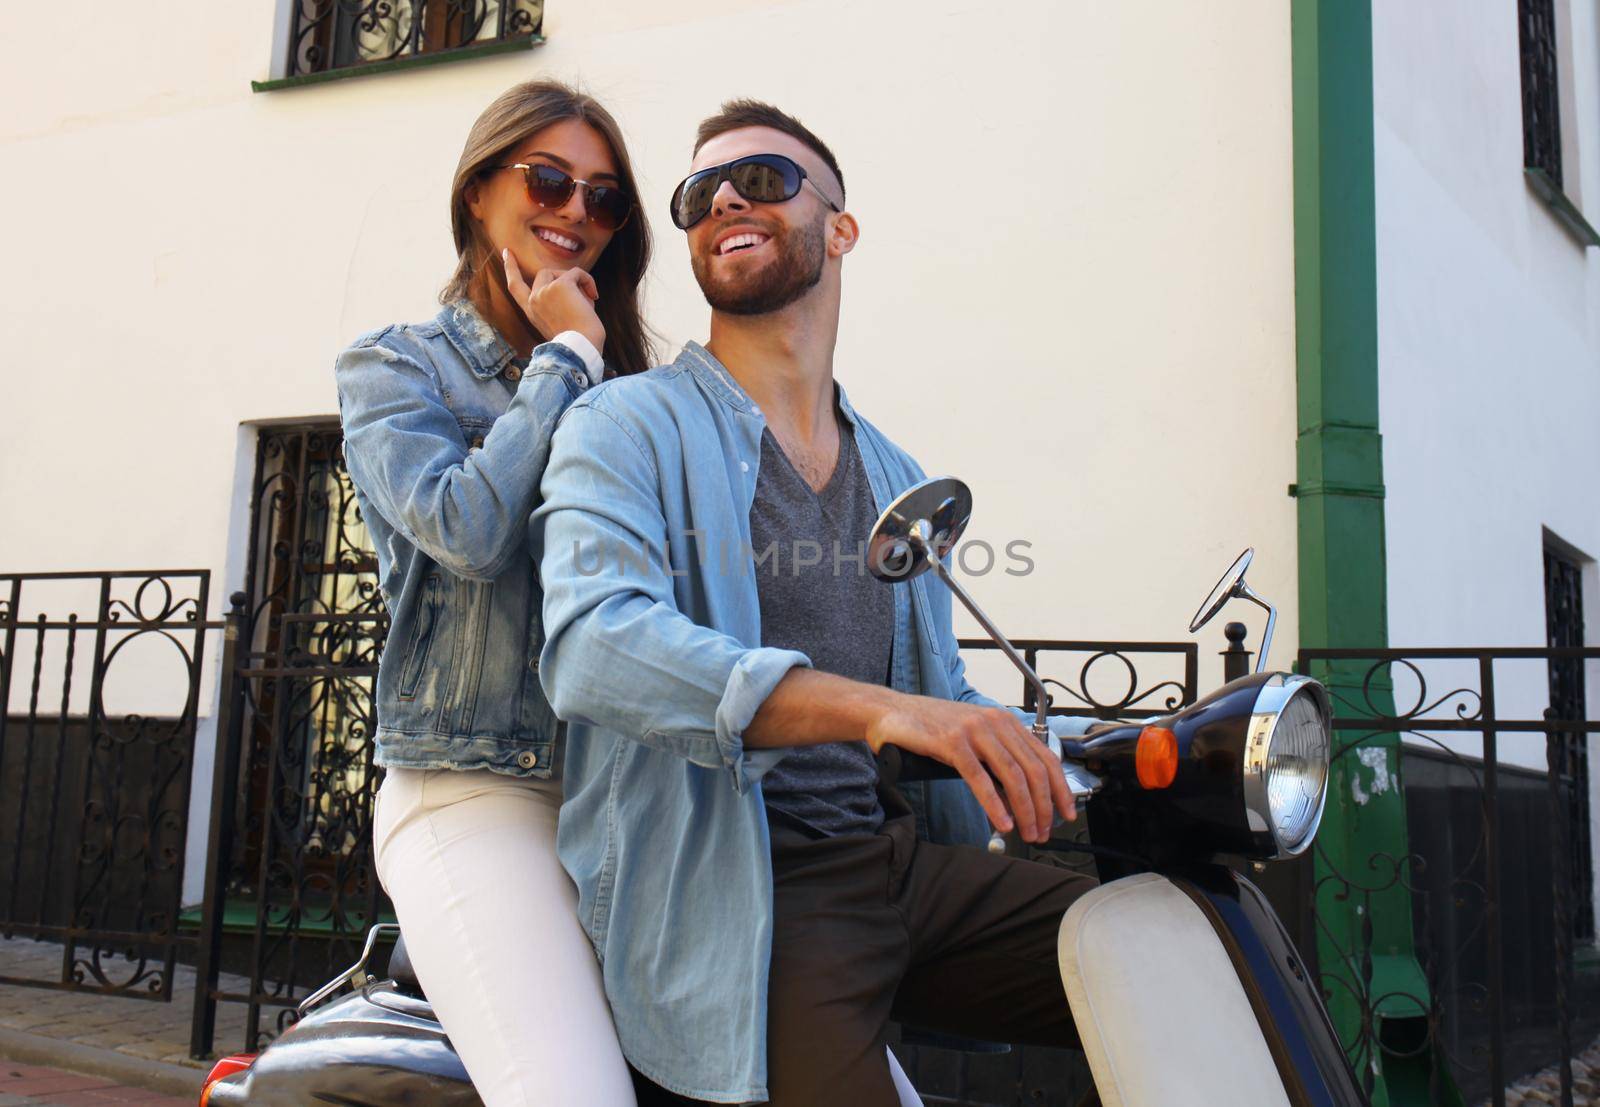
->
[504, 249, 606, 355]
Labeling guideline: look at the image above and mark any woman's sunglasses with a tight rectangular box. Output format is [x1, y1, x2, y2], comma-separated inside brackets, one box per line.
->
[669, 153, 841, 231]
[492, 162, 635, 232]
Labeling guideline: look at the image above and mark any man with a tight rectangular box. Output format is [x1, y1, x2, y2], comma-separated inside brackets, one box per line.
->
[533, 101, 1093, 1105]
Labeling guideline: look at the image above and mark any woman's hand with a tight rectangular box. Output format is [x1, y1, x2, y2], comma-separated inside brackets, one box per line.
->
[503, 249, 606, 355]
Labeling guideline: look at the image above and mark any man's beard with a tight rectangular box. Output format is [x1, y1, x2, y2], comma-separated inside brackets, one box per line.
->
[692, 217, 826, 316]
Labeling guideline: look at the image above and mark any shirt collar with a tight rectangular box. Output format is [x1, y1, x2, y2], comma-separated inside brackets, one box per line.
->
[439, 299, 520, 381]
[679, 340, 860, 428]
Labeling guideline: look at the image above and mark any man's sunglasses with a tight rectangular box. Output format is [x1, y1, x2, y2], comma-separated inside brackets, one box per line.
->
[669, 153, 841, 231]
[492, 163, 635, 232]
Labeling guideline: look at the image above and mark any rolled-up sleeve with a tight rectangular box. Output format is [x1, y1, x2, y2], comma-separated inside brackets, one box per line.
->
[532, 400, 808, 792]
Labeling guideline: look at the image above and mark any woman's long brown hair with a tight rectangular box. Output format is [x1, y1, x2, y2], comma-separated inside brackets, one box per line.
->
[442, 80, 655, 378]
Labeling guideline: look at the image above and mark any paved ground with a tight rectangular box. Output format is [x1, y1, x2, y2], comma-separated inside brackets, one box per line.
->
[0, 937, 250, 1071]
[1496, 1035, 1600, 1105]
[0, 1062, 190, 1106]
[0, 936, 262, 1103]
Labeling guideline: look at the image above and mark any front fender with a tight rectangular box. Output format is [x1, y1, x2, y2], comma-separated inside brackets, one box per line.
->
[1058, 870, 1364, 1107]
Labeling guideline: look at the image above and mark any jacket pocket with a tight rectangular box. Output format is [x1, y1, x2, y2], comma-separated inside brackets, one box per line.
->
[397, 574, 443, 700]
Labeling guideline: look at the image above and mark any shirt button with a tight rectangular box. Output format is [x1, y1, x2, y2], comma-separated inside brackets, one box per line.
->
[516, 750, 538, 770]
[740, 461, 750, 473]
[751, 405, 761, 416]
[503, 365, 523, 382]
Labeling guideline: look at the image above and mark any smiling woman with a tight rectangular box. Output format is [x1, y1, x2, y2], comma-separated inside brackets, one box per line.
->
[329, 79, 654, 1107]
[445, 88, 653, 375]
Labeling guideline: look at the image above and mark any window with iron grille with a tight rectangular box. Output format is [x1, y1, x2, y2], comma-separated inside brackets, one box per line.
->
[1517, 0, 1564, 188]
[1545, 541, 1595, 942]
[1515, 0, 1600, 245]
[278, 0, 545, 82]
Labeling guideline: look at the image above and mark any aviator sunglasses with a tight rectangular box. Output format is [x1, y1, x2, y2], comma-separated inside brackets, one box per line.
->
[669, 153, 841, 231]
[491, 162, 635, 232]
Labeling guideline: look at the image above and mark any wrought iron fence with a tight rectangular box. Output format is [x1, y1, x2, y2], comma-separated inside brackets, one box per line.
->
[956, 636, 1200, 721]
[283, 0, 545, 78]
[5, 562, 1589, 1106]
[892, 636, 1201, 1105]
[1296, 646, 1599, 1107]
[0, 571, 216, 999]
[190, 596, 388, 1055]
[190, 422, 392, 1055]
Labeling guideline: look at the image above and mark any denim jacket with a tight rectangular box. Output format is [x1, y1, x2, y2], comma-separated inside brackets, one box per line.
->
[335, 300, 594, 778]
[533, 342, 1074, 1102]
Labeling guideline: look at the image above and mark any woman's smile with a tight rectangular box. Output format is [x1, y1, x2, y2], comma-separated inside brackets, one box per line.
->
[531, 223, 585, 261]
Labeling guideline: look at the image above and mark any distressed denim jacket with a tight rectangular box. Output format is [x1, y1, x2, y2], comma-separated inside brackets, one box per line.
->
[335, 300, 594, 778]
[533, 342, 1081, 1102]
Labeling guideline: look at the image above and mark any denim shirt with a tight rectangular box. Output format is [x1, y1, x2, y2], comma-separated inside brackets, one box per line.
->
[534, 342, 1070, 1102]
[335, 300, 593, 778]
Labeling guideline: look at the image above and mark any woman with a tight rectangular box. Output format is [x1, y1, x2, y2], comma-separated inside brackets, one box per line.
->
[335, 79, 651, 1106]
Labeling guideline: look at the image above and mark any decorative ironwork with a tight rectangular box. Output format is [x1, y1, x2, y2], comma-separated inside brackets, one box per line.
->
[192, 423, 390, 1055]
[0, 571, 216, 1000]
[893, 638, 1200, 1102]
[1518, 0, 1564, 186]
[1296, 646, 1597, 1107]
[284, 0, 544, 78]
[1544, 545, 1591, 941]
[955, 637, 1199, 720]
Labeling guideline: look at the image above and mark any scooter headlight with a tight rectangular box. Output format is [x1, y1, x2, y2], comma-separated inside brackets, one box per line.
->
[1243, 678, 1331, 858]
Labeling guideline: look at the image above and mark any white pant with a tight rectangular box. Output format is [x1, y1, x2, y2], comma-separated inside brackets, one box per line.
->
[373, 766, 924, 1107]
[372, 768, 637, 1107]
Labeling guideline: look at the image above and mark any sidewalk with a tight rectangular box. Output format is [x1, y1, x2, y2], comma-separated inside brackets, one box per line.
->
[0, 1061, 190, 1106]
[0, 936, 255, 1100]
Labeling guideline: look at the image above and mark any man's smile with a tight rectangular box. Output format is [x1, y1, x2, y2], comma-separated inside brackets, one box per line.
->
[712, 225, 773, 257]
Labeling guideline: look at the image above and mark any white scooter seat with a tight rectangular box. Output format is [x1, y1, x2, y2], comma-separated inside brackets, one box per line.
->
[1057, 873, 1291, 1107]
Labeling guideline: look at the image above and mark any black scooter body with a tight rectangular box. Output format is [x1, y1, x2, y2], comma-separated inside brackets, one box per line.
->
[204, 977, 478, 1106]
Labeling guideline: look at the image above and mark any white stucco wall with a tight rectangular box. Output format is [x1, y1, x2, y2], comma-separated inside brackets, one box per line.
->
[1, 3, 1299, 896]
[1374, 0, 1600, 775]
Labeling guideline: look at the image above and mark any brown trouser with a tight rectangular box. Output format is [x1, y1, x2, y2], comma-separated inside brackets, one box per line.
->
[634, 806, 1095, 1106]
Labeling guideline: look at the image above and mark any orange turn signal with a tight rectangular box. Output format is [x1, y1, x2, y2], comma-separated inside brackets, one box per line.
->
[1135, 726, 1178, 789]
[199, 1054, 256, 1106]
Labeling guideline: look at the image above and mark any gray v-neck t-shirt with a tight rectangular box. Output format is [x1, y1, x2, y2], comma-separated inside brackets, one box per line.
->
[750, 412, 892, 837]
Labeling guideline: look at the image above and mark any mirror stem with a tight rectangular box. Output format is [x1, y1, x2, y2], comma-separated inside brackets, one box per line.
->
[1239, 583, 1277, 674]
[915, 538, 1051, 744]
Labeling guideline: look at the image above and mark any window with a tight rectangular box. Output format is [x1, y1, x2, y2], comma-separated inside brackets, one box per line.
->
[1544, 538, 1595, 942]
[274, 0, 544, 84]
[1516, 0, 1600, 245]
[1518, 0, 1564, 187]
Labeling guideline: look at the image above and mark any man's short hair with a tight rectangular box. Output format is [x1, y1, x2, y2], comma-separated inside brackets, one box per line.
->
[693, 99, 845, 202]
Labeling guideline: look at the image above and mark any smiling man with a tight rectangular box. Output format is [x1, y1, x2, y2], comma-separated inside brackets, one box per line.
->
[532, 101, 1096, 1105]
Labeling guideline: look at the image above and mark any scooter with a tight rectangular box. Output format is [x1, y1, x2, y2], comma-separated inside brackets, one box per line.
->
[199, 476, 1364, 1107]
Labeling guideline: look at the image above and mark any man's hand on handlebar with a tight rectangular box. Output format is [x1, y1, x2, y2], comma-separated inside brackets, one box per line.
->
[865, 697, 1077, 843]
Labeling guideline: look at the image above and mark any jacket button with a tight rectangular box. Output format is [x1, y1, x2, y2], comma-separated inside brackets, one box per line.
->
[470, 435, 485, 450]
[503, 365, 523, 382]
[528, 657, 539, 673]
[516, 750, 538, 770]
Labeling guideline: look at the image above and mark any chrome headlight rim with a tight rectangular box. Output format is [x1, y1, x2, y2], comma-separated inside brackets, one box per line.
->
[1243, 675, 1331, 859]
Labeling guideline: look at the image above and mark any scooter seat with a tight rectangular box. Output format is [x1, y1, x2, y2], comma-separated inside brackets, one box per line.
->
[387, 934, 426, 998]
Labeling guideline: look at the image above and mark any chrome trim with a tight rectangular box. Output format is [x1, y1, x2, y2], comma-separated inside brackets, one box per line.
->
[1242, 675, 1331, 858]
[1049, 733, 1104, 796]
[296, 923, 402, 1016]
